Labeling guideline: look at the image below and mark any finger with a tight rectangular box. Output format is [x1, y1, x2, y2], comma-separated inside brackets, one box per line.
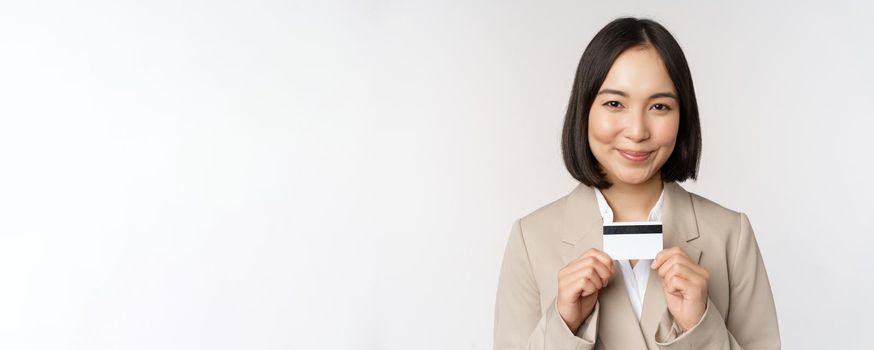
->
[659, 255, 690, 279]
[653, 246, 680, 265]
[655, 254, 709, 281]
[657, 254, 688, 278]
[581, 271, 604, 291]
[663, 263, 700, 287]
[564, 251, 613, 280]
[657, 252, 703, 279]
[576, 248, 615, 273]
[652, 246, 686, 270]
[571, 274, 601, 297]
[663, 273, 696, 298]
[575, 262, 612, 287]
[561, 270, 603, 294]
[562, 258, 613, 286]
[581, 275, 602, 297]
[561, 266, 605, 291]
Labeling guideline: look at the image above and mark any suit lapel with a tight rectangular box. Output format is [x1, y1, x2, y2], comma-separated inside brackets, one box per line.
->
[640, 181, 702, 348]
[558, 183, 601, 267]
[559, 183, 647, 348]
[559, 181, 702, 349]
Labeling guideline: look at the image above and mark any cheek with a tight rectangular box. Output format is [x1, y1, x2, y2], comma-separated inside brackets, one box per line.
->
[652, 116, 680, 150]
[587, 111, 620, 147]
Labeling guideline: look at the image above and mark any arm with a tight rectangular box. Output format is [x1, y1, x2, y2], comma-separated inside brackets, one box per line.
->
[654, 212, 781, 349]
[494, 219, 599, 350]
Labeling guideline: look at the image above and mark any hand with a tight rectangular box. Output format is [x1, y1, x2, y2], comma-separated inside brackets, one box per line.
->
[556, 248, 615, 332]
[651, 247, 710, 331]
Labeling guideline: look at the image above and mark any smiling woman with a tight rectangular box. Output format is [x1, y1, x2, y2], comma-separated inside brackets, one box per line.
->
[588, 46, 682, 188]
[494, 17, 779, 350]
[561, 19, 701, 192]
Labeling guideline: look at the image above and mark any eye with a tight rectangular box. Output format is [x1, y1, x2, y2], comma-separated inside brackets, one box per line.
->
[604, 101, 623, 109]
[651, 103, 672, 111]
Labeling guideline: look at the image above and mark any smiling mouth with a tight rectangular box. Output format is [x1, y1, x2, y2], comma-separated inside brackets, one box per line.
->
[618, 149, 652, 161]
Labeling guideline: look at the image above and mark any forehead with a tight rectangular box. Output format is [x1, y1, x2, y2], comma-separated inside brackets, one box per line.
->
[599, 46, 676, 96]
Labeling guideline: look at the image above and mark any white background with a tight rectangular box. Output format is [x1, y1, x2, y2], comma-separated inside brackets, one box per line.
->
[1, 1, 872, 349]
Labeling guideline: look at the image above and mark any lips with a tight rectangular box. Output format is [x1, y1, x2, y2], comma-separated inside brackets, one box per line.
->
[618, 149, 652, 161]
[619, 150, 651, 156]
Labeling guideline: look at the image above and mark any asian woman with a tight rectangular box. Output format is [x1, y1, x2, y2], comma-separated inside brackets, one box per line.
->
[493, 17, 780, 349]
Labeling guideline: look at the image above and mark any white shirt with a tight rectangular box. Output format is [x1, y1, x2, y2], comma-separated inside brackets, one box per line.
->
[593, 186, 665, 321]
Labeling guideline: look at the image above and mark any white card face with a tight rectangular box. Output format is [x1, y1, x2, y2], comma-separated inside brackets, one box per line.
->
[603, 221, 663, 260]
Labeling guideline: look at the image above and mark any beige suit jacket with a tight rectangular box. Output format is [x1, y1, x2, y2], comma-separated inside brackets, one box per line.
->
[493, 181, 780, 349]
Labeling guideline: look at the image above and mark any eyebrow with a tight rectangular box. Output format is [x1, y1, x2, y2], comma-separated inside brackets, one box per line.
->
[597, 88, 679, 101]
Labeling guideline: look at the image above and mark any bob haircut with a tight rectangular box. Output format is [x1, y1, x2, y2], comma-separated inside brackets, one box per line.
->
[561, 17, 702, 189]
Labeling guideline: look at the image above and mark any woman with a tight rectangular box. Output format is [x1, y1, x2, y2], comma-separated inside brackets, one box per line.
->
[493, 17, 779, 349]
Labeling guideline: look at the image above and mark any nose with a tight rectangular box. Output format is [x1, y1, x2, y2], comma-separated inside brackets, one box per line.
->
[623, 108, 650, 142]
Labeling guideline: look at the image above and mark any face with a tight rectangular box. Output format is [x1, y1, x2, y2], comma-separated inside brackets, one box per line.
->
[588, 46, 680, 186]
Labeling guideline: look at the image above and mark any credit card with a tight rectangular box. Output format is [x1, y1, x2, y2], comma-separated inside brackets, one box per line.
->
[603, 221, 663, 260]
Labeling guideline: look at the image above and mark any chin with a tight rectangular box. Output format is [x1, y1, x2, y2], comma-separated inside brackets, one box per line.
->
[614, 172, 653, 185]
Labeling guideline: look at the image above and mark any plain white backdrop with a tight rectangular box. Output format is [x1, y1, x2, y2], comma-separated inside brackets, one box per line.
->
[1, 0, 872, 349]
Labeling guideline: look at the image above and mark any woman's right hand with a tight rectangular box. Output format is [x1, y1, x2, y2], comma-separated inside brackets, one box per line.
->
[556, 248, 616, 332]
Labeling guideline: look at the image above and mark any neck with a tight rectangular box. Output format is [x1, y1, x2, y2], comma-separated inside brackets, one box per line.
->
[600, 174, 664, 222]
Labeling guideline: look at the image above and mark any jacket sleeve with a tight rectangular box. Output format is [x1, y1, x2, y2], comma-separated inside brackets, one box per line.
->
[653, 212, 781, 349]
[494, 218, 600, 350]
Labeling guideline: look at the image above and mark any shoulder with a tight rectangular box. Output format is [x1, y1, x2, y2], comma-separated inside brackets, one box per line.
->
[682, 186, 752, 248]
[506, 185, 585, 251]
[687, 190, 742, 225]
[515, 192, 570, 238]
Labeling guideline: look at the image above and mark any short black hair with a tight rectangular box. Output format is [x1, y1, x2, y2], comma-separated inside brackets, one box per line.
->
[561, 17, 702, 189]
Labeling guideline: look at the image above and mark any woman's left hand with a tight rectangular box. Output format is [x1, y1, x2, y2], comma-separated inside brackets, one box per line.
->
[650, 247, 710, 331]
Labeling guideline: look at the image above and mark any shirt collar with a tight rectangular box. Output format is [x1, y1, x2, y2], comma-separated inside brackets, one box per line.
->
[593, 185, 665, 223]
